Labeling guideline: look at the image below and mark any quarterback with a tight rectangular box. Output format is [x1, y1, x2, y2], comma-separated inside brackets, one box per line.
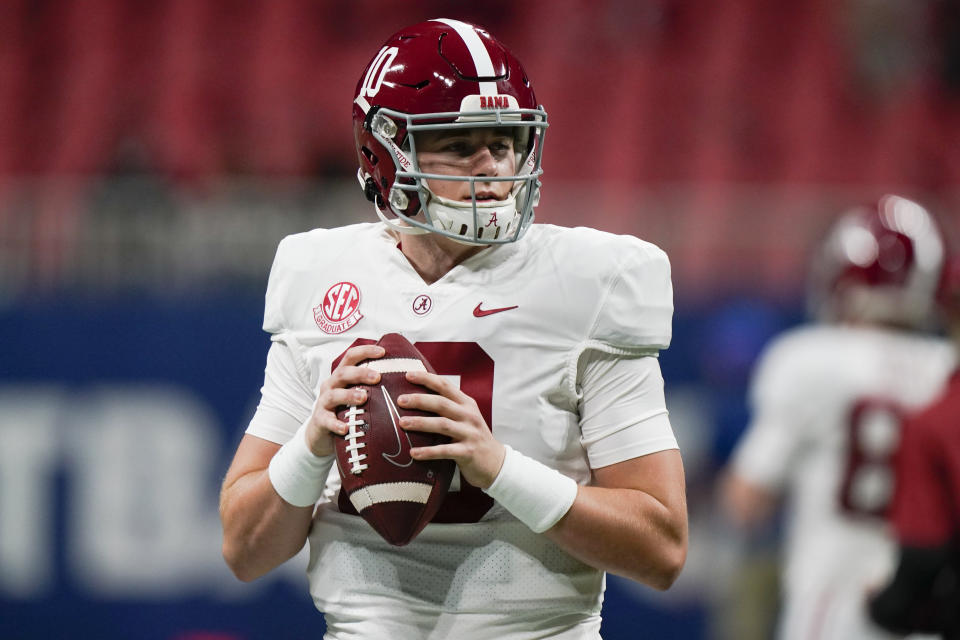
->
[219, 18, 687, 639]
[722, 196, 956, 640]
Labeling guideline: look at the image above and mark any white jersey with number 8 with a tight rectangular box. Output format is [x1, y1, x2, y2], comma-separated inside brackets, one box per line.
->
[732, 324, 955, 640]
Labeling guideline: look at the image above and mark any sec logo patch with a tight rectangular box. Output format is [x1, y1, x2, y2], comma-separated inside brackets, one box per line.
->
[314, 282, 363, 334]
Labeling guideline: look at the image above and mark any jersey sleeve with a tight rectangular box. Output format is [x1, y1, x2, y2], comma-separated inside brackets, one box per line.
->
[571, 233, 676, 467]
[578, 350, 678, 468]
[262, 233, 300, 338]
[587, 237, 673, 351]
[246, 340, 315, 444]
[731, 333, 820, 490]
[246, 233, 319, 445]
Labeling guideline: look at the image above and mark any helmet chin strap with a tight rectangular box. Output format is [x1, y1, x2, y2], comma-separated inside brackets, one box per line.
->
[375, 190, 520, 246]
[373, 203, 431, 236]
[423, 190, 520, 243]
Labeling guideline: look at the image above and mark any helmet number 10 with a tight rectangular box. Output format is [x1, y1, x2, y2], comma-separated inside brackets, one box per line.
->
[359, 46, 398, 100]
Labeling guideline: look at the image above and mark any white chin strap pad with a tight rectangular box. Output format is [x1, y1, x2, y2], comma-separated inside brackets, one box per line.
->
[425, 192, 520, 242]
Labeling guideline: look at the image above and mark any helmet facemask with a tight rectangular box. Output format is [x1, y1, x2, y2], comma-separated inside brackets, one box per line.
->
[366, 104, 547, 245]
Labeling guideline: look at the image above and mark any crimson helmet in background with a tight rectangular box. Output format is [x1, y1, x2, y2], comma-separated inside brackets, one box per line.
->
[807, 195, 947, 328]
[352, 18, 547, 245]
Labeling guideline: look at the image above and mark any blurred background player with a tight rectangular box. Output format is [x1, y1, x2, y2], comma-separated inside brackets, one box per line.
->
[219, 18, 688, 640]
[720, 195, 957, 639]
[868, 257, 960, 638]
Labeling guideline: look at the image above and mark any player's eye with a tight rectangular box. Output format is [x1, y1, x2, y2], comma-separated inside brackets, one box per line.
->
[441, 140, 470, 155]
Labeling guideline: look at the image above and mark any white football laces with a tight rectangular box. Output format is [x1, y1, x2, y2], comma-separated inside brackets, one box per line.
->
[343, 404, 368, 474]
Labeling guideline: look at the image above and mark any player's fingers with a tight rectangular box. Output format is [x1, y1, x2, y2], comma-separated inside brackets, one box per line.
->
[328, 363, 381, 390]
[397, 392, 469, 420]
[405, 370, 467, 401]
[316, 413, 350, 437]
[319, 386, 368, 412]
[399, 415, 463, 438]
[339, 344, 385, 367]
[311, 386, 370, 439]
[303, 408, 350, 446]
[408, 441, 465, 462]
[397, 393, 487, 427]
[409, 440, 501, 489]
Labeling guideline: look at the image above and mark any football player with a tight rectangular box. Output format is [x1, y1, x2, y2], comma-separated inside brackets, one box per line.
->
[721, 195, 957, 639]
[219, 18, 688, 639]
[869, 257, 960, 637]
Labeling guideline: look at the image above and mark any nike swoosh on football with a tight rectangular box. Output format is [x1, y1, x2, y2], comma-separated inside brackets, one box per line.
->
[381, 386, 413, 468]
[473, 303, 519, 317]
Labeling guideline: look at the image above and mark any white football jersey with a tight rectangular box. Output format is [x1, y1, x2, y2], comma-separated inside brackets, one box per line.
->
[732, 324, 956, 640]
[246, 222, 679, 640]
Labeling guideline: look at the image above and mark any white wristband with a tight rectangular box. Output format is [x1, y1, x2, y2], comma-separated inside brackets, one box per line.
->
[483, 445, 579, 533]
[268, 422, 335, 508]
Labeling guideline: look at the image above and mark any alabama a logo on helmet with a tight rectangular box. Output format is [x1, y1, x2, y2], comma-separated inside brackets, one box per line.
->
[314, 282, 363, 334]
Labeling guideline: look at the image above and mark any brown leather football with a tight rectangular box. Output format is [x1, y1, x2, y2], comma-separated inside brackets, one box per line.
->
[334, 333, 455, 546]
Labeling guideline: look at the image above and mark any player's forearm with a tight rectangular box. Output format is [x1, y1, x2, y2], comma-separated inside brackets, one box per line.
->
[719, 471, 778, 531]
[545, 485, 688, 590]
[219, 470, 313, 582]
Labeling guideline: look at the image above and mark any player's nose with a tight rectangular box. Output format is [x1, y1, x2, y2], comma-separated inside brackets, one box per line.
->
[470, 146, 499, 177]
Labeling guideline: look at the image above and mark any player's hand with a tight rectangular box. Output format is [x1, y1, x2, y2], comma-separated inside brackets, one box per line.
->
[397, 370, 506, 489]
[304, 345, 384, 457]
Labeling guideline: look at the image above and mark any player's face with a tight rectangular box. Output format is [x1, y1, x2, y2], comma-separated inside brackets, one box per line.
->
[415, 128, 517, 202]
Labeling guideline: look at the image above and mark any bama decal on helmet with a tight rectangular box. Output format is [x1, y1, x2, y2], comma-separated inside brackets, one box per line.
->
[314, 282, 364, 334]
[459, 94, 521, 112]
[480, 96, 510, 109]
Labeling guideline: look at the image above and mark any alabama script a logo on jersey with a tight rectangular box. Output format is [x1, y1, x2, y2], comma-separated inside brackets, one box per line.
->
[314, 282, 363, 334]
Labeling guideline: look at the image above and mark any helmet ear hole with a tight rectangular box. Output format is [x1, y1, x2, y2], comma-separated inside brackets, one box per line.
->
[360, 146, 378, 166]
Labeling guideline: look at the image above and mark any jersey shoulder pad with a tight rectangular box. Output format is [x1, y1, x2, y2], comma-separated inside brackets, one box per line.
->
[538, 225, 674, 350]
[262, 224, 376, 334]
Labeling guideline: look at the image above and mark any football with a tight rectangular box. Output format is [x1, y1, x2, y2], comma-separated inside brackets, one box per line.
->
[334, 333, 455, 546]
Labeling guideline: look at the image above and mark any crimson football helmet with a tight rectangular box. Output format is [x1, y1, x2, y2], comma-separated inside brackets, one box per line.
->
[808, 195, 947, 327]
[352, 18, 547, 245]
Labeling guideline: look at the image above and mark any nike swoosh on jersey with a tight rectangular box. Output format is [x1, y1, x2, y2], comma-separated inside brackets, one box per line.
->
[473, 303, 519, 317]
